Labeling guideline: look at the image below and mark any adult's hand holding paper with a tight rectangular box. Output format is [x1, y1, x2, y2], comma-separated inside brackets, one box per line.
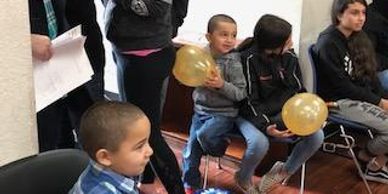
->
[33, 25, 93, 112]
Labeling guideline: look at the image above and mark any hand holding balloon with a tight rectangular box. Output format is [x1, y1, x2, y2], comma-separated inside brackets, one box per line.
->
[204, 68, 224, 89]
[173, 45, 217, 87]
[266, 124, 294, 138]
[281, 93, 328, 136]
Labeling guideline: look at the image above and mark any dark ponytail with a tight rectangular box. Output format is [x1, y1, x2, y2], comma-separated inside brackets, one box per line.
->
[348, 31, 378, 82]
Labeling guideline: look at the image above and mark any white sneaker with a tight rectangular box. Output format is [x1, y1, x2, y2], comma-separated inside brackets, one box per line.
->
[259, 161, 288, 193]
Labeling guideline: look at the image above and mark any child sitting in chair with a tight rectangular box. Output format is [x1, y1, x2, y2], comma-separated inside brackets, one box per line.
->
[182, 14, 247, 193]
[70, 101, 153, 193]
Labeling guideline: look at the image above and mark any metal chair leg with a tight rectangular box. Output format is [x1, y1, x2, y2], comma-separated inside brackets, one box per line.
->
[299, 163, 305, 194]
[340, 126, 373, 194]
[217, 157, 222, 169]
[203, 155, 210, 189]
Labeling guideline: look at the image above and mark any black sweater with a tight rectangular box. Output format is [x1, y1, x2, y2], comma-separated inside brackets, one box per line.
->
[239, 46, 304, 130]
[364, 3, 388, 71]
[314, 25, 382, 105]
[105, 0, 173, 51]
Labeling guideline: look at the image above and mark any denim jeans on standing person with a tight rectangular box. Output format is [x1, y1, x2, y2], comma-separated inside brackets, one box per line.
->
[182, 112, 235, 189]
[378, 69, 388, 93]
[234, 117, 269, 185]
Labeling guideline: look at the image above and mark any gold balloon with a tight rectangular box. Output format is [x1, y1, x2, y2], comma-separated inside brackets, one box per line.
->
[281, 93, 328, 136]
[173, 45, 216, 87]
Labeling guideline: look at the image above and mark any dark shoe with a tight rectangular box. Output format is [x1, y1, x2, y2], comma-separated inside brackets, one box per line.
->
[364, 158, 388, 184]
[185, 187, 196, 194]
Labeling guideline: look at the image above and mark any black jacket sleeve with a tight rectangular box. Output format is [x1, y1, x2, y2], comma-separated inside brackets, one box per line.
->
[367, 31, 388, 70]
[114, 0, 171, 17]
[29, 0, 48, 35]
[317, 40, 382, 105]
[172, 0, 188, 27]
[65, 0, 105, 74]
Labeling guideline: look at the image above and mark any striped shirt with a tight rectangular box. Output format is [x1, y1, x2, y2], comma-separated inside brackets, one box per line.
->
[69, 160, 139, 194]
[43, 0, 57, 39]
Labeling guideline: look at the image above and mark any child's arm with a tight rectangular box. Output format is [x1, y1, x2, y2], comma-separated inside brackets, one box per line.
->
[115, 0, 171, 17]
[208, 53, 247, 102]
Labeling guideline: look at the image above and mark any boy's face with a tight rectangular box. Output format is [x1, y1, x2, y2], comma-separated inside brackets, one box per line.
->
[206, 21, 237, 55]
[108, 116, 153, 177]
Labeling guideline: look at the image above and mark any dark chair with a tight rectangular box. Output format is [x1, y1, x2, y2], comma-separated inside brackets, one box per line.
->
[307, 44, 373, 194]
[0, 149, 89, 194]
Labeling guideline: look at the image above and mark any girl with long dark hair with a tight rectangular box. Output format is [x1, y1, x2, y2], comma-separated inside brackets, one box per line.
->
[237, 14, 324, 193]
[315, 0, 388, 184]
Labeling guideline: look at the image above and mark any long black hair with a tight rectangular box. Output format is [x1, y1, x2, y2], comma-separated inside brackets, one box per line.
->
[253, 14, 292, 51]
[331, 0, 367, 25]
[237, 14, 292, 55]
[348, 31, 378, 82]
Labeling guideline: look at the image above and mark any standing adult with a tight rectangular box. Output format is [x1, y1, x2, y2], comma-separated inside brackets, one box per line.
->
[104, 0, 185, 193]
[29, 0, 95, 151]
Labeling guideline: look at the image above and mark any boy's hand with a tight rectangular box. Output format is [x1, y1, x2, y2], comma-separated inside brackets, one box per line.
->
[379, 99, 388, 111]
[204, 68, 224, 89]
[31, 34, 53, 61]
[266, 124, 294, 138]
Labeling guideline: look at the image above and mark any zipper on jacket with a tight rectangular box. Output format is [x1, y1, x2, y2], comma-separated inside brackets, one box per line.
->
[292, 65, 302, 90]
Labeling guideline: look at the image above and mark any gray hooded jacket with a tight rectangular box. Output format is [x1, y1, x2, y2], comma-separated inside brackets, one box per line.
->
[193, 49, 247, 117]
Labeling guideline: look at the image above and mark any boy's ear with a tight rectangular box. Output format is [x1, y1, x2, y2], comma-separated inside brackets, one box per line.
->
[205, 33, 211, 43]
[95, 149, 113, 167]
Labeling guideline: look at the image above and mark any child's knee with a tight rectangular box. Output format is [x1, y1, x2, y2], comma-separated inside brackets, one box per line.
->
[308, 129, 324, 147]
[248, 135, 269, 156]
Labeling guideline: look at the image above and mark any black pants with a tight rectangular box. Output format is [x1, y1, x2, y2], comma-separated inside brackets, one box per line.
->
[113, 45, 184, 194]
[37, 86, 93, 152]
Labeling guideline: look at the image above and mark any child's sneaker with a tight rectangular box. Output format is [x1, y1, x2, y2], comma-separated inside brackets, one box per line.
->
[259, 161, 289, 193]
[233, 173, 259, 194]
[185, 187, 196, 194]
[364, 158, 388, 184]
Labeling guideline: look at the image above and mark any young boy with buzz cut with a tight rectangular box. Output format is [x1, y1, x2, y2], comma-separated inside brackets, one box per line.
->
[69, 101, 153, 194]
[182, 14, 247, 194]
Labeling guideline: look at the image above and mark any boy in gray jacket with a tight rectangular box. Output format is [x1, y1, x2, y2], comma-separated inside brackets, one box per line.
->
[182, 14, 247, 193]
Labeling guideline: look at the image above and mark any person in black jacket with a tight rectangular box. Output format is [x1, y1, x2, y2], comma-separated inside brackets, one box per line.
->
[238, 14, 324, 193]
[66, 0, 105, 102]
[29, 0, 97, 152]
[104, 0, 185, 193]
[364, 0, 388, 92]
[315, 0, 388, 184]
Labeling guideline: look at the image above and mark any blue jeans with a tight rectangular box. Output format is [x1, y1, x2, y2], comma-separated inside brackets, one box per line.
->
[236, 117, 324, 180]
[235, 117, 269, 185]
[378, 70, 388, 93]
[283, 129, 324, 174]
[182, 112, 235, 189]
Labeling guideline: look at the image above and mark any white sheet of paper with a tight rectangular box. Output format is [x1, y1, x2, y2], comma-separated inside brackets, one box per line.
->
[33, 25, 94, 112]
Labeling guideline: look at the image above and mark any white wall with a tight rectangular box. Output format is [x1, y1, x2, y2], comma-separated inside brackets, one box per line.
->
[298, 0, 333, 92]
[0, 0, 38, 166]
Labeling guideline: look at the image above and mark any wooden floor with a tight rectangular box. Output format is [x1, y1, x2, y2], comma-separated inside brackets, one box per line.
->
[139, 133, 388, 194]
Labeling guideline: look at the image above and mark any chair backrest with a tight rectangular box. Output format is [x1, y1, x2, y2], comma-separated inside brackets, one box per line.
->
[0, 149, 89, 194]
